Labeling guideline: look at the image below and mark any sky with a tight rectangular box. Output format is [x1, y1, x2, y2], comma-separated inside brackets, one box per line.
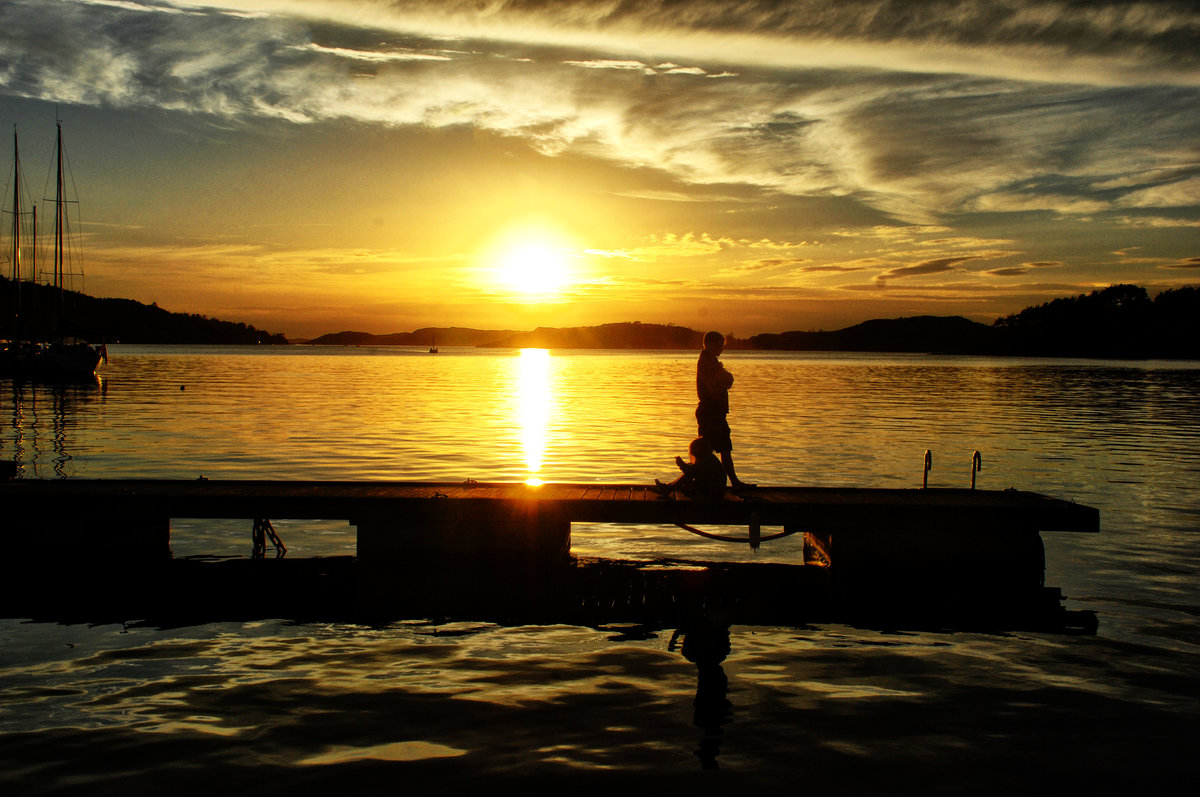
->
[1, 0, 1198, 339]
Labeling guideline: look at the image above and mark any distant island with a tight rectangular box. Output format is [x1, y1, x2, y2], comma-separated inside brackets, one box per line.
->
[306, 322, 704, 349]
[0, 277, 288, 345]
[311, 285, 1199, 359]
[4, 278, 1196, 358]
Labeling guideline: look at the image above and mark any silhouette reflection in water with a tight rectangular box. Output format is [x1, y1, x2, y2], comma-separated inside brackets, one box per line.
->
[671, 613, 734, 769]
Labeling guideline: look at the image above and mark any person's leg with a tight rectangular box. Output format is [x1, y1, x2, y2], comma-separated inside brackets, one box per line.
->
[720, 451, 754, 489]
[654, 474, 685, 493]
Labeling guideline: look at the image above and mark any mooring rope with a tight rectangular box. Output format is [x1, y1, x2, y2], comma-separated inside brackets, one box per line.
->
[674, 523, 799, 544]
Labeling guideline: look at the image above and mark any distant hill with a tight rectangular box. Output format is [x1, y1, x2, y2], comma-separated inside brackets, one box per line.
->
[17, 277, 1189, 356]
[750, 316, 996, 354]
[0, 277, 288, 345]
[310, 322, 713, 349]
[307, 327, 518, 347]
[306, 284, 1199, 359]
[479, 322, 705, 349]
[752, 285, 1200, 358]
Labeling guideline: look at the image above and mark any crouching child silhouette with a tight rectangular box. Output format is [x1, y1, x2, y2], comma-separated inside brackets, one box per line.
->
[654, 437, 727, 499]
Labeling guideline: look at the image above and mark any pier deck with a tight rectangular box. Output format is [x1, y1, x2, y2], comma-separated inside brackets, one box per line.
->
[1, 478, 1098, 532]
[2, 479, 1097, 563]
[0, 479, 1101, 630]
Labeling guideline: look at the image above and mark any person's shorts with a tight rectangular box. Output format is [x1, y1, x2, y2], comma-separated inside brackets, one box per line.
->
[696, 404, 732, 453]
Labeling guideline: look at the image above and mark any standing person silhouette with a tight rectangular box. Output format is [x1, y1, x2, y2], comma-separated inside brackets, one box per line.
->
[695, 331, 754, 490]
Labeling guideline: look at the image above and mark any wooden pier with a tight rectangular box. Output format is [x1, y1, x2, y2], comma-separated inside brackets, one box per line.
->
[0, 479, 1100, 631]
[1, 478, 1097, 561]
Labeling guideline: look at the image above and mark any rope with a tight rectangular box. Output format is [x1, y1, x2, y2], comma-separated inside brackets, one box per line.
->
[674, 523, 799, 544]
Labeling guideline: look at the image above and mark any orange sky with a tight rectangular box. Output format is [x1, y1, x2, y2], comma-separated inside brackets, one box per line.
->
[2, 1, 1198, 338]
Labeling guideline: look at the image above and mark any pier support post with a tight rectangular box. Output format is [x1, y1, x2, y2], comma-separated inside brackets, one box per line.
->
[6, 512, 172, 564]
[803, 526, 1046, 603]
[354, 499, 572, 609]
[356, 502, 571, 562]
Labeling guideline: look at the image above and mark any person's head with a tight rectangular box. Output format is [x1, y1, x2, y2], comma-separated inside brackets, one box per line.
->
[703, 330, 725, 354]
[688, 437, 712, 462]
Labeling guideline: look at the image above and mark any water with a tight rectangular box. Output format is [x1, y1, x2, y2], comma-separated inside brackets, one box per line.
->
[2, 346, 1199, 792]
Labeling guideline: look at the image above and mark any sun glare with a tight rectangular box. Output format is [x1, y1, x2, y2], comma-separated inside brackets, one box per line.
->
[486, 227, 576, 298]
[499, 243, 567, 294]
[517, 348, 552, 485]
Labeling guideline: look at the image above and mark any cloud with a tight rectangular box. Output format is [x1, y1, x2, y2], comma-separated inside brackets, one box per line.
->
[563, 59, 652, 73]
[1115, 215, 1200, 228]
[1162, 256, 1200, 270]
[717, 257, 811, 276]
[833, 225, 952, 240]
[299, 43, 453, 62]
[2, 0, 1197, 245]
[590, 232, 734, 262]
[1118, 176, 1200, 209]
[879, 255, 977, 280]
[607, 189, 745, 203]
[986, 260, 1065, 277]
[183, 1, 1200, 85]
[76, 0, 198, 14]
[973, 193, 1112, 215]
[801, 264, 869, 273]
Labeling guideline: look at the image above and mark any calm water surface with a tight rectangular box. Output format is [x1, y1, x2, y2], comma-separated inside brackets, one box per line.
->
[2, 346, 1198, 792]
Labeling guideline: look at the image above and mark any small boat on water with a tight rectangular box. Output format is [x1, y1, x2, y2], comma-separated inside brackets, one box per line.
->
[2, 120, 105, 379]
[429, 335, 438, 354]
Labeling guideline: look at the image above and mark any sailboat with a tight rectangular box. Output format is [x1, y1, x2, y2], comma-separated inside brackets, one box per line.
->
[428, 334, 438, 354]
[2, 121, 105, 379]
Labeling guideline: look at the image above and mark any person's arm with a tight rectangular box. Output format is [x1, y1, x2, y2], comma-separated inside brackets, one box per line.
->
[717, 362, 734, 389]
[698, 358, 734, 394]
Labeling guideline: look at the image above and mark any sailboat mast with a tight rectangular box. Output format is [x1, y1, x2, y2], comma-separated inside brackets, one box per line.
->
[55, 119, 64, 293]
[10, 126, 22, 332]
[10, 127, 19, 283]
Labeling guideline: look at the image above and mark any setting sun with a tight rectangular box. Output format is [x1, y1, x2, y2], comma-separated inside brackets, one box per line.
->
[485, 226, 576, 298]
[498, 243, 568, 295]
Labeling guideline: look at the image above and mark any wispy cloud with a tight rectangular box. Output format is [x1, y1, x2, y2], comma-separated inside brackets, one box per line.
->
[299, 43, 453, 62]
[1115, 215, 1200, 228]
[879, 255, 979, 281]
[76, 0, 198, 15]
[3, 0, 1196, 227]
[1118, 176, 1200, 209]
[1162, 257, 1200, 270]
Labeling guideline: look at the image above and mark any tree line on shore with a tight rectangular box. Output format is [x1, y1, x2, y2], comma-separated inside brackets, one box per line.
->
[0, 277, 287, 345]
[751, 285, 1200, 358]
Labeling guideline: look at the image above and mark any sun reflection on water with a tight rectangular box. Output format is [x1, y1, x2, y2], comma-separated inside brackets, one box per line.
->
[518, 348, 552, 485]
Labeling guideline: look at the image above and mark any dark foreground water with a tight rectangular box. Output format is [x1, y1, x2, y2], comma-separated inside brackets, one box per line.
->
[2, 346, 1198, 794]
